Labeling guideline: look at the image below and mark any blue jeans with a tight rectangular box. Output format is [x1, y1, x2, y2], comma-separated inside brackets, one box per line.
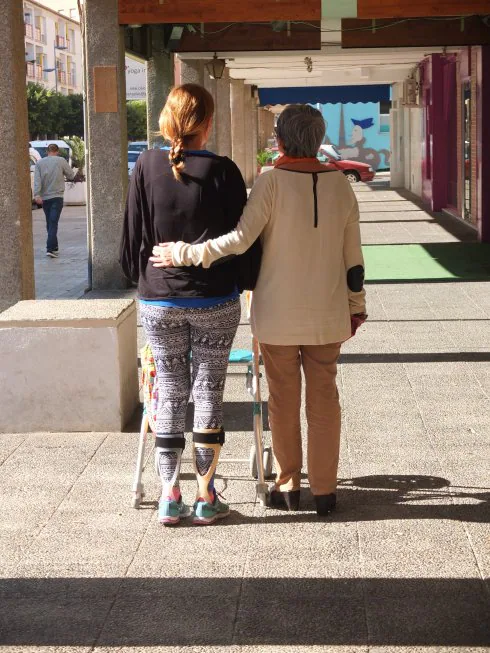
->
[42, 197, 64, 252]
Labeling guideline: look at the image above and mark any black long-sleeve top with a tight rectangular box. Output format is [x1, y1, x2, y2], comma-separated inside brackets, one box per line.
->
[119, 149, 260, 299]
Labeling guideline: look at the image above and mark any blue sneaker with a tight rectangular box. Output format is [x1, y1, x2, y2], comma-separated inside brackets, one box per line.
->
[193, 491, 230, 525]
[158, 495, 189, 526]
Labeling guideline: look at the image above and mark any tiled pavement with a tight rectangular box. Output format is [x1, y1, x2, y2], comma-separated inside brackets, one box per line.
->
[1, 180, 488, 652]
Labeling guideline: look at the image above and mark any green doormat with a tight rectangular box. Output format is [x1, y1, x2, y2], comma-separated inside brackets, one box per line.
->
[363, 243, 490, 282]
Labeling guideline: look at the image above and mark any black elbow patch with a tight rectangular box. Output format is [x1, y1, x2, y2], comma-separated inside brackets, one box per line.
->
[347, 265, 364, 292]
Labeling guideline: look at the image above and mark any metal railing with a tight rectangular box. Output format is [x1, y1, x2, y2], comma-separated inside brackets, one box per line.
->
[55, 35, 66, 48]
[26, 62, 35, 78]
[24, 23, 33, 38]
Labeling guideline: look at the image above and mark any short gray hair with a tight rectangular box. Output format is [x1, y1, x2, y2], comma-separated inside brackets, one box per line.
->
[276, 104, 325, 158]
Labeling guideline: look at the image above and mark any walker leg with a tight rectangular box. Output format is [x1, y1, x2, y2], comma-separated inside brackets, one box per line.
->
[252, 337, 269, 505]
[131, 413, 149, 508]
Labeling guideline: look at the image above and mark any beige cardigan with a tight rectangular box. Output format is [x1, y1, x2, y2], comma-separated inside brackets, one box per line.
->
[172, 168, 366, 345]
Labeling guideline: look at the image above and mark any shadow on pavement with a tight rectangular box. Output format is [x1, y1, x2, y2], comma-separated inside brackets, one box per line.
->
[1, 576, 488, 647]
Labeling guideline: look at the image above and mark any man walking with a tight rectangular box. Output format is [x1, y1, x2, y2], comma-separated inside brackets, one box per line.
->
[34, 143, 76, 258]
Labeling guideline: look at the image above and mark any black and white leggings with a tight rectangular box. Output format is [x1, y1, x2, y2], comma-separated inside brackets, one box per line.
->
[140, 299, 241, 434]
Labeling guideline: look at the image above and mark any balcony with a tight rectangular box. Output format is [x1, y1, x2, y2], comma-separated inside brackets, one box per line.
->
[26, 62, 35, 79]
[24, 23, 33, 39]
[35, 28, 47, 44]
[57, 70, 67, 85]
[35, 64, 43, 80]
[65, 39, 72, 52]
[55, 35, 66, 48]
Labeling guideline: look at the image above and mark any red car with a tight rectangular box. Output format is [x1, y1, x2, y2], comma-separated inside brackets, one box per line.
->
[261, 149, 375, 182]
[317, 153, 375, 183]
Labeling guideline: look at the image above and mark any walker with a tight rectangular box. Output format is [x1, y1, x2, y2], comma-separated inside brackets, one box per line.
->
[131, 295, 272, 509]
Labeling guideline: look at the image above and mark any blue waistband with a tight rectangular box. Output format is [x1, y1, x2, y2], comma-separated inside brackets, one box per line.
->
[140, 290, 239, 309]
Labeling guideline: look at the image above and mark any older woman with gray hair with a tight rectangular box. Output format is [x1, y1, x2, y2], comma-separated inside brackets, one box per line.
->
[151, 104, 367, 516]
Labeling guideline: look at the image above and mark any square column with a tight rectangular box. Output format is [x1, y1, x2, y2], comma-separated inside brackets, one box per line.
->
[204, 67, 232, 158]
[176, 58, 204, 86]
[85, 0, 128, 290]
[0, 0, 35, 310]
[251, 91, 259, 183]
[147, 28, 174, 150]
[244, 84, 254, 188]
[231, 79, 247, 180]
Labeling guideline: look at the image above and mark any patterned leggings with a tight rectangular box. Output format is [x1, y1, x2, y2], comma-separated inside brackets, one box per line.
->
[140, 299, 241, 434]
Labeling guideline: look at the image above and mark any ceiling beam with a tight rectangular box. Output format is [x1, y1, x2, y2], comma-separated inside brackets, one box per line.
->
[342, 16, 490, 48]
[357, 0, 490, 18]
[119, 0, 320, 25]
[174, 22, 321, 52]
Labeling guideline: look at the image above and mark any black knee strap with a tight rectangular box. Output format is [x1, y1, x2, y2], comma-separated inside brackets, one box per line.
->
[155, 435, 186, 450]
[193, 428, 225, 446]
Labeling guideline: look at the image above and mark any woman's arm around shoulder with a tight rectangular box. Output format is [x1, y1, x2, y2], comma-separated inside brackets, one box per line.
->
[171, 170, 274, 268]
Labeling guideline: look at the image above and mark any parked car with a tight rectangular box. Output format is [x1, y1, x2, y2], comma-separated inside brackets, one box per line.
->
[30, 139, 71, 164]
[128, 141, 148, 153]
[319, 143, 342, 161]
[128, 150, 141, 175]
[317, 152, 375, 183]
[260, 148, 375, 182]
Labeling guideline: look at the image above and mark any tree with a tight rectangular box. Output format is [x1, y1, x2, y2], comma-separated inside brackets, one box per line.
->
[127, 100, 147, 141]
[27, 82, 54, 138]
[63, 94, 84, 137]
[26, 82, 83, 139]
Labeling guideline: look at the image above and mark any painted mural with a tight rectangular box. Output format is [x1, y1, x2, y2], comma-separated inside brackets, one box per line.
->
[319, 102, 391, 170]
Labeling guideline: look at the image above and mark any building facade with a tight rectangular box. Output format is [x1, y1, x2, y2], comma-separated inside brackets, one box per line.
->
[24, 0, 83, 95]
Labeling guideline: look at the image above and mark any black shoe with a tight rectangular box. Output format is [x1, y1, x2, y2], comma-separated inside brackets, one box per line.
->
[314, 493, 336, 516]
[269, 489, 301, 511]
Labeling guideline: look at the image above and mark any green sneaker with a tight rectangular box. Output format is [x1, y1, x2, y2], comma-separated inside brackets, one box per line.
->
[193, 492, 230, 525]
[158, 495, 189, 526]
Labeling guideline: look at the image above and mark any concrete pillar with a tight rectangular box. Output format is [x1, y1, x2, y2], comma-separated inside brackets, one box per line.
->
[258, 108, 275, 150]
[178, 58, 204, 86]
[85, 0, 128, 290]
[216, 68, 232, 158]
[230, 79, 246, 180]
[204, 68, 232, 157]
[244, 84, 254, 188]
[203, 75, 218, 153]
[251, 93, 259, 183]
[0, 0, 35, 310]
[147, 28, 173, 149]
[390, 82, 405, 189]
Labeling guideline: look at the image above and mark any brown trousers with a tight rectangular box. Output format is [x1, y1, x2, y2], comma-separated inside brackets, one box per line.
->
[260, 342, 341, 496]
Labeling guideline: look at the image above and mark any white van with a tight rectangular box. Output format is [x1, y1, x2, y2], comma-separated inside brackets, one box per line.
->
[30, 140, 72, 164]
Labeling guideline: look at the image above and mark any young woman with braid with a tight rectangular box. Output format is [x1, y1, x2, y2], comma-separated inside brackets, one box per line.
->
[120, 84, 260, 525]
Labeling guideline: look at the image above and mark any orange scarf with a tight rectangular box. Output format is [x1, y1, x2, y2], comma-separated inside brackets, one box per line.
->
[273, 155, 319, 168]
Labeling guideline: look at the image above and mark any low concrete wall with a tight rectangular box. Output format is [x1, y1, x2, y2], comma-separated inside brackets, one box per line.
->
[0, 299, 139, 433]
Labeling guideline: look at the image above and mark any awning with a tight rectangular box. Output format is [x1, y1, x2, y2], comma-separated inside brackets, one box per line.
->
[258, 84, 391, 106]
